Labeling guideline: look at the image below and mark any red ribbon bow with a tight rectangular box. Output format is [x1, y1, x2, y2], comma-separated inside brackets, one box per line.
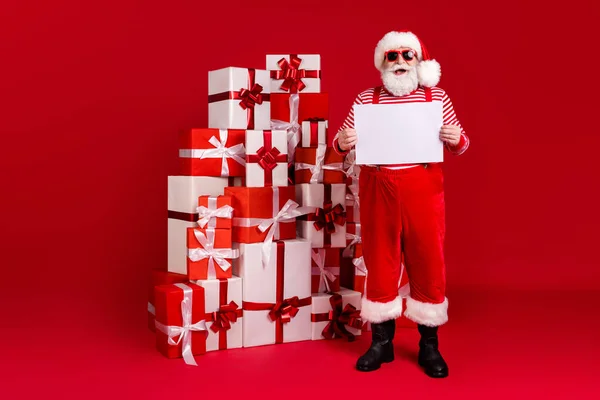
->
[322, 294, 363, 341]
[255, 146, 283, 172]
[313, 202, 346, 234]
[238, 83, 264, 110]
[268, 54, 313, 93]
[269, 296, 302, 324]
[209, 301, 241, 333]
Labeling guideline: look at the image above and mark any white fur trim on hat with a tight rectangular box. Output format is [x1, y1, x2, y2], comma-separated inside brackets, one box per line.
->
[416, 60, 441, 87]
[404, 296, 448, 327]
[361, 297, 403, 323]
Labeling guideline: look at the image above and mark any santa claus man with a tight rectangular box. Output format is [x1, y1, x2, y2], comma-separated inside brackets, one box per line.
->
[333, 31, 470, 377]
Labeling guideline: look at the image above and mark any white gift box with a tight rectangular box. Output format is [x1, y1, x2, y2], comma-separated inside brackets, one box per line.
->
[295, 183, 347, 248]
[266, 54, 321, 93]
[233, 239, 312, 348]
[167, 176, 230, 275]
[193, 277, 243, 352]
[245, 129, 288, 187]
[208, 67, 271, 130]
[301, 120, 327, 147]
[311, 288, 362, 341]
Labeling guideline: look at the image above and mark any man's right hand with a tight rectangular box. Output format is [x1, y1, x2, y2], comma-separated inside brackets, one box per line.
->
[338, 128, 358, 151]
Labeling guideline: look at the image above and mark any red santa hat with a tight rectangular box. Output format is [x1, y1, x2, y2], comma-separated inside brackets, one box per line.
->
[374, 31, 441, 87]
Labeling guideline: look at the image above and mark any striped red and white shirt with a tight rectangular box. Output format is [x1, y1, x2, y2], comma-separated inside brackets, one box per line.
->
[333, 86, 470, 168]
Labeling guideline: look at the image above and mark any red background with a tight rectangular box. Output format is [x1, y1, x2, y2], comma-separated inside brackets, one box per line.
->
[1, 0, 599, 397]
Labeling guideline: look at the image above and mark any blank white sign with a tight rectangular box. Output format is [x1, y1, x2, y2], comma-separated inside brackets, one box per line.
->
[353, 102, 444, 165]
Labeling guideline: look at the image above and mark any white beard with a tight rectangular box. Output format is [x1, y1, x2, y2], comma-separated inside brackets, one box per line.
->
[381, 66, 419, 97]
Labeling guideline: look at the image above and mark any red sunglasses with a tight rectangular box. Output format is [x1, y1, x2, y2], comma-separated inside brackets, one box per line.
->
[384, 49, 416, 62]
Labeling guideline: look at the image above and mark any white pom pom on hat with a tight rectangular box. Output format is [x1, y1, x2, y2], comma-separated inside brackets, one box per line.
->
[374, 30, 441, 87]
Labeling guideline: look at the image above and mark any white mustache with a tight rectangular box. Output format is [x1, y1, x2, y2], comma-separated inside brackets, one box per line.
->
[387, 65, 414, 72]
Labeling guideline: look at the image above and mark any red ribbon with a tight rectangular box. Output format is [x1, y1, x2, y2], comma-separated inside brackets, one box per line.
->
[310, 293, 363, 341]
[242, 242, 312, 344]
[246, 130, 288, 186]
[313, 202, 346, 234]
[305, 117, 326, 147]
[207, 69, 270, 129]
[167, 210, 199, 222]
[270, 54, 321, 93]
[204, 279, 243, 350]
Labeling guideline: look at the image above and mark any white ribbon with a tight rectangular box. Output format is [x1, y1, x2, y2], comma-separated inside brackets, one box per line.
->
[352, 256, 368, 294]
[188, 229, 239, 279]
[295, 144, 346, 184]
[343, 149, 360, 179]
[270, 94, 300, 163]
[232, 187, 314, 268]
[295, 143, 326, 183]
[345, 179, 360, 222]
[154, 283, 208, 366]
[343, 224, 362, 258]
[353, 256, 367, 276]
[148, 302, 155, 315]
[310, 249, 340, 293]
[196, 196, 234, 229]
[179, 130, 246, 176]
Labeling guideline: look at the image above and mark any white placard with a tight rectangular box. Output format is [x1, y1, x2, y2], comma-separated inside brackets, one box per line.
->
[353, 102, 444, 165]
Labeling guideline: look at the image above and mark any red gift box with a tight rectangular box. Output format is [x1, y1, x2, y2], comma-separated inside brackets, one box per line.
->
[186, 228, 237, 280]
[148, 269, 188, 332]
[270, 93, 328, 127]
[197, 195, 233, 229]
[295, 146, 345, 184]
[270, 93, 328, 165]
[311, 248, 341, 293]
[225, 186, 311, 244]
[179, 128, 246, 177]
[154, 283, 208, 364]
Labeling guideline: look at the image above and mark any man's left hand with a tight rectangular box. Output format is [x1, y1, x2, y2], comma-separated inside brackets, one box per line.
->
[440, 125, 461, 147]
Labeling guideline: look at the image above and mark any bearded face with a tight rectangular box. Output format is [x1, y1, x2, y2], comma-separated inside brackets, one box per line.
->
[381, 62, 419, 97]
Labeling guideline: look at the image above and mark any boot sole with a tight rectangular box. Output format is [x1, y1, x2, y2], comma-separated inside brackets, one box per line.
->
[356, 355, 394, 372]
[418, 360, 448, 378]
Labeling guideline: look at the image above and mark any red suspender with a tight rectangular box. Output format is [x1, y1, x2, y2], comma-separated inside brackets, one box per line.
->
[372, 86, 382, 104]
[425, 86, 432, 102]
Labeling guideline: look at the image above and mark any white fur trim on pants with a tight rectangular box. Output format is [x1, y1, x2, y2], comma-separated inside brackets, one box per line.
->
[404, 297, 449, 327]
[361, 297, 403, 323]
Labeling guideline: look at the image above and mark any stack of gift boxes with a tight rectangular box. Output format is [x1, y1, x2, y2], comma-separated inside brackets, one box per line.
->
[148, 54, 393, 365]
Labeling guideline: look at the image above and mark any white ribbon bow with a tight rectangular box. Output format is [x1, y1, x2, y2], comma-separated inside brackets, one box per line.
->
[196, 203, 234, 229]
[155, 283, 208, 366]
[311, 249, 339, 293]
[179, 130, 246, 176]
[256, 200, 314, 268]
[188, 229, 239, 279]
[270, 94, 300, 163]
[232, 188, 314, 268]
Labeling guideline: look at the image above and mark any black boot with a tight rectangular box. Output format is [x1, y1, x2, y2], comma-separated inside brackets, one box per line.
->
[417, 325, 449, 378]
[356, 319, 395, 372]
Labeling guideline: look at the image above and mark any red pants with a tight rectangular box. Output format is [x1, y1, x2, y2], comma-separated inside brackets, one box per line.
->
[359, 164, 449, 327]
